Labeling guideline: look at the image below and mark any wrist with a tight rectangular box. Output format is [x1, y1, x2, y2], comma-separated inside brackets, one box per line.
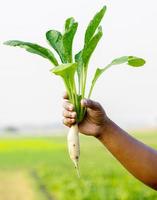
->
[95, 117, 113, 140]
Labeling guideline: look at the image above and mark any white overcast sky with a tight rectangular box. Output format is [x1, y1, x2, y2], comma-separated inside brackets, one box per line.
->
[0, 0, 157, 128]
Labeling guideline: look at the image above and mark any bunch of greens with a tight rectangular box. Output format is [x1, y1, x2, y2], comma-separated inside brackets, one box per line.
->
[4, 5, 145, 123]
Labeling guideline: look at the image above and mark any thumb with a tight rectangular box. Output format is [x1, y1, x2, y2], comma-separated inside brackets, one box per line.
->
[81, 99, 101, 110]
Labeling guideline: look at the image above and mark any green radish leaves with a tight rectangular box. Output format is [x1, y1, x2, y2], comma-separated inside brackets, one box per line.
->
[4, 40, 58, 66]
[46, 30, 66, 63]
[75, 51, 83, 88]
[127, 56, 146, 67]
[85, 6, 106, 45]
[51, 63, 77, 77]
[111, 56, 146, 66]
[46, 18, 78, 63]
[4, 5, 146, 122]
[51, 63, 79, 115]
[65, 17, 75, 32]
[77, 6, 106, 68]
[74, 6, 106, 98]
[63, 19, 78, 63]
[88, 56, 146, 97]
[111, 56, 131, 65]
[82, 26, 103, 67]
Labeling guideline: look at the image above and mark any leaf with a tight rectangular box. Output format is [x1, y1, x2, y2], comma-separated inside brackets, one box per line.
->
[65, 17, 75, 31]
[111, 56, 146, 67]
[84, 6, 106, 45]
[50, 63, 78, 109]
[46, 30, 66, 63]
[50, 63, 77, 77]
[128, 56, 146, 67]
[75, 50, 82, 63]
[75, 50, 83, 78]
[88, 56, 146, 97]
[63, 20, 78, 63]
[46, 18, 78, 64]
[4, 40, 58, 66]
[92, 68, 102, 84]
[111, 56, 131, 65]
[82, 26, 103, 67]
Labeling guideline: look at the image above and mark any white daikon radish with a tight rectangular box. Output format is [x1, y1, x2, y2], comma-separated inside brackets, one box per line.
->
[67, 124, 80, 177]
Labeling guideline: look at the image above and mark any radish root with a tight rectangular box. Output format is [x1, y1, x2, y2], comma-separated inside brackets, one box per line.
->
[67, 124, 80, 177]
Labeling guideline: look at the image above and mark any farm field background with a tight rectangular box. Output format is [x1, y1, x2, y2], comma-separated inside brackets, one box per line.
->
[0, 131, 157, 200]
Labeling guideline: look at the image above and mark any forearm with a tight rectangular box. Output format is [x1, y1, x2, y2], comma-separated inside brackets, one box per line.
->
[98, 119, 157, 190]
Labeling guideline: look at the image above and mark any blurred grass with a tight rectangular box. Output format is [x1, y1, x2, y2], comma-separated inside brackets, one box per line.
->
[0, 131, 157, 199]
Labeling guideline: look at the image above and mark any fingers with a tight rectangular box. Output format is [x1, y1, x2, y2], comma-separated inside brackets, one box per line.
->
[63, 110, 76, 127]
[81, 99, 101, 110]
[63, 118, 76, 127]
[63, 101, 74, 111]
[63, 91, 101, 111]
[62, 98, 76, 127]
[63, 110, 77, 118]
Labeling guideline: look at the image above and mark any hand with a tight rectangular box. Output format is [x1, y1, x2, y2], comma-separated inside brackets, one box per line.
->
[62, 93, 110, 137]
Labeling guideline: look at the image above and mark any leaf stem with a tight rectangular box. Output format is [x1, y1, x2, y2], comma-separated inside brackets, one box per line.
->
[88, 63, 112, 98]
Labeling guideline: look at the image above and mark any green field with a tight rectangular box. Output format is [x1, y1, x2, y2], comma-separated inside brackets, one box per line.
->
[0, 131, 157, 200]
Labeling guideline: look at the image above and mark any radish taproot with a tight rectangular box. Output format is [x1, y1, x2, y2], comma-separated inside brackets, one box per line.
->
[4, 5, 146, 176]
[67, 124, 80, 177]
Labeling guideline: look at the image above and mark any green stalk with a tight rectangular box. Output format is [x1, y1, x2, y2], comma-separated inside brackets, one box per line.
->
[71, 79, 79, 115]
[88, 63, 112, 98]
[78, 64, 88, 122]
[64, 73, 80, 120]
[73, 81, 79, 115]
[62, 78, 72, 101]
[68, 79, 75, 105]
[82, 66, 87, 99]
[78, 76, 81, 95]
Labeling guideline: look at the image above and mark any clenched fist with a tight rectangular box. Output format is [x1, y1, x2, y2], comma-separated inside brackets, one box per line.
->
[62, 93, 110, 138]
